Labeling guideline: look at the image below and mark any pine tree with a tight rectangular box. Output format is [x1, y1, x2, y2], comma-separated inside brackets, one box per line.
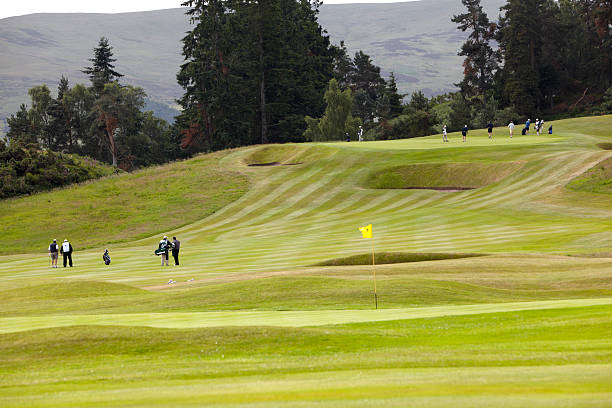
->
[82, 37, 124, 93]
[6, 104, 35, 145]
[351, 51, 386, 125]
[385, 72, 404, 118]
[331, 41, 355, 89]
[452, 0, 499, 102]
[498, 0, 542, 115]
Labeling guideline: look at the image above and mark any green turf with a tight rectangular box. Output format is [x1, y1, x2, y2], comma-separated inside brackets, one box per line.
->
[0, 115, 611, 406]
[567, 157, 612, 194]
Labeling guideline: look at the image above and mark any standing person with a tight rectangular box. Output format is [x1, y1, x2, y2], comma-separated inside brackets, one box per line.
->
[102, 249, 111, 265]
[159, 236, 172, 266]
[172, 236, 181, 266]
[548, 125, 553, 134]
[525, 118, 531, 135]
[442, 125, 448, 142]
[60, 239, 73, 267]
[487, 121, 494, 139]
[462, 125, 468, 142]
[537, 119, 544, 136]
[48, 239, 59, 268]
[358, 126, 364, 142]
[508, 121, 515, 138]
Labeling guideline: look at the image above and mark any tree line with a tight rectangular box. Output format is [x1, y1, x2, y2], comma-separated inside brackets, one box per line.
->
[6, 0, 612, 170]
[6, 38, 184, 170]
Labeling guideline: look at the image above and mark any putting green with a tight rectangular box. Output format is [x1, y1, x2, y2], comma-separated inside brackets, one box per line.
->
[322, 134, 566, 150]
[2, 297, 610, 333]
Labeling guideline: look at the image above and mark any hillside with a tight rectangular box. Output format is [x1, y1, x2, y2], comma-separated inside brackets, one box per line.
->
[0, 0, 506, 134]
[0, 116, 610, 406]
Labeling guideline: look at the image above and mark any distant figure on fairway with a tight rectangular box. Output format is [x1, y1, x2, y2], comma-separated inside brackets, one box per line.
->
[534, 119, 540, 136]
[103, 249, 111, 265]
[462, 125, 468, 142]
[442, 125, 448, 142]
[60, 239, 73, 267]
[159, 236, 172, 266]
[487, 121, 494, 139]
[358, 126, 364, 142]
[48, 239, 59, 268]
[172, 236, 181, 266]
[548, 125, 553, 134]
[537, 119, 544, 136]
[345, 132, 350, 142]
[508, 121, 515, 138]
[525, 118, 531, 135]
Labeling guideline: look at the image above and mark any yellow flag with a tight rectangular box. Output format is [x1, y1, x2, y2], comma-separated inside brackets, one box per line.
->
[359, 224, 373, 239]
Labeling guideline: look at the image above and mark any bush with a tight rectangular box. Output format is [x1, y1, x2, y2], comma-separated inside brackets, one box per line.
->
[0, 141, 116, 199]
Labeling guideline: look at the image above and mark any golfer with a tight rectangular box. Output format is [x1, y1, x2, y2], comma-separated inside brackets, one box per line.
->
[442, 125, 448, 142]
[487, 121, 494, 139]
[159, 236, 172, 266]
[172, 236, 181, 266]
[48, 239, 59, 268]
[462, 125, 468, 142]
[60, 239, 73, 267]
[508, 121, 515, 138]
[525, 118, 531, 135]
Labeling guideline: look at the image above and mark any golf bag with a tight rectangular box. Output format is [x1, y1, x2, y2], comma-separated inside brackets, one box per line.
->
[521, 127, 527, 135]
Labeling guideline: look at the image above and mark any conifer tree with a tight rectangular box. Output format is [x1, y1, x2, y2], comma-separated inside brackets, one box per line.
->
[452, 0, 499, 102]
[82, 37, 123, 93]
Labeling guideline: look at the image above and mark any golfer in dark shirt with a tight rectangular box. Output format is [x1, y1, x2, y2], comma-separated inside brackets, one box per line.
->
[172, 237, 181, 266]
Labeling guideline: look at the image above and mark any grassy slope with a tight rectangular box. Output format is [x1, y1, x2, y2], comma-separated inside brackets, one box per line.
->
[0, 150, 248, 254]
[0, 115, 611, 406]
[567, 156, 612, 194]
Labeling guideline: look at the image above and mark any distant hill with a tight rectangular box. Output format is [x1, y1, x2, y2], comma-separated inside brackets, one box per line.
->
[0, 0, 506, 134]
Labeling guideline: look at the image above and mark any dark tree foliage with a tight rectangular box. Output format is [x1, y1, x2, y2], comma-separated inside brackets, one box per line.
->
[331, 41, 355, 89]
[0, 140, 114, 199]
[385, 72, 404, 118]
[452, 0, 499, 102]
[177, 0, 334, 152]
[82, 37, 124, 93]
[351, 51, 387, 125]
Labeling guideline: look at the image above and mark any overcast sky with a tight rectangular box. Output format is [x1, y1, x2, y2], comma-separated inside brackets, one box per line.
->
[1, 0, 416, 20]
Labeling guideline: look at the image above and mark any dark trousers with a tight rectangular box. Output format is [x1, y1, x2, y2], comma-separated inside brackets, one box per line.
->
[172, 249, 179, 265]
[63, 252, 73, 267]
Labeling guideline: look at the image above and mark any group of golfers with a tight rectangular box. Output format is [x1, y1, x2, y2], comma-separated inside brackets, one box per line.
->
[441, 118, 551, 142]
[47, 235, 181, 267]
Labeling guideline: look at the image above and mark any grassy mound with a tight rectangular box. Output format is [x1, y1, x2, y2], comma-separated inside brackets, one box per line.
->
[0, 150, 249, 254]
[597, 143, 612, 150]
[316, 252, 484, 266]
[244, 144, 308, 165]
[366, 162, 522, 189]
[566, 157, 612, 194]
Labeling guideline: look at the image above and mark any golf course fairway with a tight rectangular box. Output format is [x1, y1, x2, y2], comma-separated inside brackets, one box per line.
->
[1, 115, 611, 407]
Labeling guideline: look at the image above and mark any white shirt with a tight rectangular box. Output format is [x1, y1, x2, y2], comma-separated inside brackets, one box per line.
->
[62, 242, 71, 252]
[508, 123, 515, 129]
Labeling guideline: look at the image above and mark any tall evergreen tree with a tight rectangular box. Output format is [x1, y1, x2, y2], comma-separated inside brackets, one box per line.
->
[385, 72, 404, 118]
[452, 0, 499, 102]
[6, 104, 35, 145]
[331, 41, 355, 89]
[82, 37, 124, 93]
[498, 0, 543, 115]
[351, 51, 386, 125]
[177, 0, 334, 151]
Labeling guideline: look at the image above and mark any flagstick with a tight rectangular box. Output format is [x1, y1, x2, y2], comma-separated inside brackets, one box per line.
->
[371, 238, 377, 310]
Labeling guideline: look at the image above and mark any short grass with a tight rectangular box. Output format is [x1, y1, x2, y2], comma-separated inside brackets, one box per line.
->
[0, 115, 611, 406]
[316, 251, 483, 266]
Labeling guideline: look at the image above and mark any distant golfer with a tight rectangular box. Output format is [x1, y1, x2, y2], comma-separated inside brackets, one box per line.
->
[172, 236, 181, 266]
[442, 125, 448, 142]
[508, 121, 515, 138]
[358, 126, 364, 142]
[461, 125, 468, 142]
[537, 119, 544, 136]
[60, 239, 73, 267]
[159, 236, 172, 266]
[103, 249, 111, 265]
[487, 121, 494, 139]
[548, 125, 553, 134]
[48, 239, 59, 268]
[525, 118, 531, 135]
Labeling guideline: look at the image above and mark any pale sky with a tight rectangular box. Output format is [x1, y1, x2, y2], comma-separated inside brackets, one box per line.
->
[0, 0, 416, 20]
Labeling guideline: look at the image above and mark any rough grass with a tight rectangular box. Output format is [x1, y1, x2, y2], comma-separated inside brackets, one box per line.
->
[316, 252, 484, 266]
[244, 144, 309, 165]
[566, 157, 612, 194]
[366, 162, 523, 189]
[0, 151, 249, 254]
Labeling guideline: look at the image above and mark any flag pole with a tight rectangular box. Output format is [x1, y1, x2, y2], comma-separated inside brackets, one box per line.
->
[371, 237, 377, 310]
